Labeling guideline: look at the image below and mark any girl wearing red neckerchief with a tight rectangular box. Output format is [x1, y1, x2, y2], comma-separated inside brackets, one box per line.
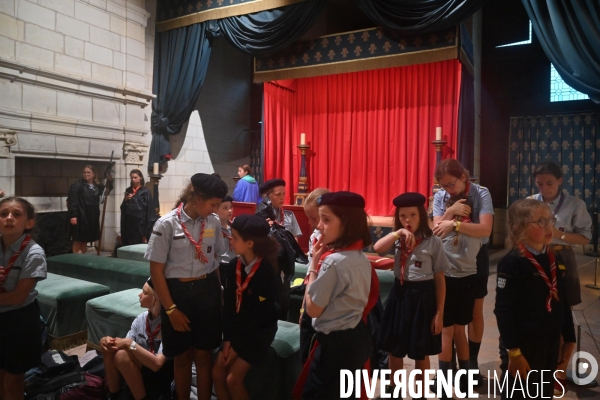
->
[213, 214, 280, 400]
[376, 192, 448, 398]
[100, 278, 173, 400]
[495, 199, 575, 399]
[0, 197, 46, 400]
[145, 173, 228, 400]
[301, 191, 375, 400]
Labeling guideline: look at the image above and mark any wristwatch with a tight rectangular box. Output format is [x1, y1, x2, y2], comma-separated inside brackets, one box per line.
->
[129, 341, 137, 351]
[560, 234, 566, 241]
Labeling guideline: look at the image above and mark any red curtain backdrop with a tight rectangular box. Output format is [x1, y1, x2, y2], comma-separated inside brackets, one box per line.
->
[263, 59, 462, 216]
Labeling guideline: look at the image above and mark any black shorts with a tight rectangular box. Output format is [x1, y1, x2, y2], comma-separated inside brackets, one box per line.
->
[0, 300, 43, 374]
[141, 360, 174, 399]
[474, 243, 490, 299]
[161, 273, 222, 357]
[302, 321, 371, 400]
[443, 275, 477, 327]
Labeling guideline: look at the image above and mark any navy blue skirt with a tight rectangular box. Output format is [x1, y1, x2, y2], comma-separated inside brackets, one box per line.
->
[377, 279, 441, 360]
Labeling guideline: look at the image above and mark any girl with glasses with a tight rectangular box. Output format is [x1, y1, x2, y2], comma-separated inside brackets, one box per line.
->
[432, 159, 494, 385]
[494, 199, 575, 399]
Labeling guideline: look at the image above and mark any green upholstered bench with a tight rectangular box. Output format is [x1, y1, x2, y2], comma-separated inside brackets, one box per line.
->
[85, 289, 144, 349]
[37, 273, 110, 350]
[117, 244, 149, 262]
[47, 254, 149, 293]
[86, 288, 301, 399]
[289, 263, 396, 323]
[245, 320, 301, 400]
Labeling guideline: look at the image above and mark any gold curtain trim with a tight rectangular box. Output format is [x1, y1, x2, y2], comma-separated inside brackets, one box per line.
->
[254, 46, 458, 82]
[157, 0, 307, 32]
[47, 330, 88, 351]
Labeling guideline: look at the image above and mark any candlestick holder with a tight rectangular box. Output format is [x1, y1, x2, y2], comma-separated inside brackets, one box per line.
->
[149, 173, 163, 219]
[295, 143, 310, 206]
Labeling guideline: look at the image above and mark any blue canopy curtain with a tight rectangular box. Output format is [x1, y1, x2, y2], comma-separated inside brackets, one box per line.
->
[508, 113, 600, 228]
[521, 0, 600, 103]
[354, 0, 489, 33]
[149, 23, 212, 167]
[148, 0, 326, 168]
[208, 1, 326, 56]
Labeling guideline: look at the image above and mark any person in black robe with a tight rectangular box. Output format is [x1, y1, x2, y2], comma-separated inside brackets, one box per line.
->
[67, 165, 104, 254]
[120, 169, 152, 246]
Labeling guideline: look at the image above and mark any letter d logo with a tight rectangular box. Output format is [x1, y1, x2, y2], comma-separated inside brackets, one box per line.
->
[571, 351, 598, 386]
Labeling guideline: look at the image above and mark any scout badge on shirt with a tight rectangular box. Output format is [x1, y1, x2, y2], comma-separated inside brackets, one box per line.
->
[414, 260, 422, 268]
[259, 296, 266, 302]
[207, 246, 212, 254]
[497, 277, 506, 289]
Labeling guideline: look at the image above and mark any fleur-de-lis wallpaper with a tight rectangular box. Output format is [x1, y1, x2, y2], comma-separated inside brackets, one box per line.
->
[508, 114, 600, 215]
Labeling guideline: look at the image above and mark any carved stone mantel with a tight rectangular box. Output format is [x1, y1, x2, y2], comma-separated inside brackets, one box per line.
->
[123, 142, 149, 165]
[0, 130, 17, 158]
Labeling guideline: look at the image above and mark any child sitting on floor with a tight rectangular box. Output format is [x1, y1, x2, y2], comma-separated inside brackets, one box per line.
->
[100, 278, 174, 400]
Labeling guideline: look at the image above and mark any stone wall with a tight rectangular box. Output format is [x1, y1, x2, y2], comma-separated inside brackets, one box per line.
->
[0, 0, 212, 249]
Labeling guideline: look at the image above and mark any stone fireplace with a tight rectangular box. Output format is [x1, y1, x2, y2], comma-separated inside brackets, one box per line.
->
[0, 0, 220, 254]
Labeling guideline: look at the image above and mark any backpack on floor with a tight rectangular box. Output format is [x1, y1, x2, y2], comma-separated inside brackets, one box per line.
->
[25, 351, 80, 398]
[58, 372, 105, 399]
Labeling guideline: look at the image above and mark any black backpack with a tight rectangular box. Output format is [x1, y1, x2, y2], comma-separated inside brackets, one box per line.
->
[25, 351, 80, 399]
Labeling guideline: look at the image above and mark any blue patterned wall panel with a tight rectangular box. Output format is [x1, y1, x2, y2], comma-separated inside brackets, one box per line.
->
[508, 113, 600, 245]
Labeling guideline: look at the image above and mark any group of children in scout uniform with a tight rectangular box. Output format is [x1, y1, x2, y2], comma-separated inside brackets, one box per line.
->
[0, 160, 579, 400]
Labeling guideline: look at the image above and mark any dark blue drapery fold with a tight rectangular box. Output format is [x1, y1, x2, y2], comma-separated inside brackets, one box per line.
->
[150, 22, 212, 166]
[354, 0, 489, 34]
[521, 0, 600, 103]
[149, 0, 326, 169]
[209, 0, 326, 57]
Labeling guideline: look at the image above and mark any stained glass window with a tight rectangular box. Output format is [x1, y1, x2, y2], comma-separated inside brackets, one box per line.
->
[550, 64, 589, 102]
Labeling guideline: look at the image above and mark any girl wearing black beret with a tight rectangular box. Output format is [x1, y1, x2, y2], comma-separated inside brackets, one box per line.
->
[213, 214, 280, 400]
[375, 192, 449, 397]
[300, 191, 379, 399]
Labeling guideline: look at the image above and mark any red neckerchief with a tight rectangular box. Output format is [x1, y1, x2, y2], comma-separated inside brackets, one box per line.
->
[131, 186, 140, 196]
[276, 208, 285, 225]
[464, 180, 471, 196]
[398, 236, 423, 285]
[0, 235, 31, 293]
[145, 312, 161, 355]
[316, 240, 364, 272]
[222, 225, 233, 252]
[176, 203, 208, 263]
[236, 257, 263, 313]
[518, 244, 559, 312]
[221, 226, 232, 241]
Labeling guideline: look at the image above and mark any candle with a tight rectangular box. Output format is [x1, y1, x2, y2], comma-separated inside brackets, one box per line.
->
[436, 127, 442, 141]
[300, 133, 306, 145]
[153, 162, 159, 175]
